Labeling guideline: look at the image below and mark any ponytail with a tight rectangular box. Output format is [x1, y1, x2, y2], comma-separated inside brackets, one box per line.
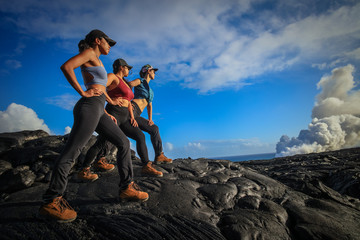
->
[78, 39, 91, 52]
[113, 64, 120, 74]
[139, 70, 147, 78]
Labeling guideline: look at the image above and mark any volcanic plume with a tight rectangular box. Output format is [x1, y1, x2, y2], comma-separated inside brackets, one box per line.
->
[276, 64, 360, 156]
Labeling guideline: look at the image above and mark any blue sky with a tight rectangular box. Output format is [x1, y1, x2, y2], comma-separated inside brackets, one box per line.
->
[1, 0, 360, 159]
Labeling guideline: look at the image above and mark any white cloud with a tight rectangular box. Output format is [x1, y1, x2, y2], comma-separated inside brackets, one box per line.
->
[64, 126, 71, 134]
[186, 142, 204, 150]
[345, 47, 360, 60]
[1, 0, 360, 93]
[164, 142, 174, 151]
[14, 41, 26, 55]
[129, 140, 134, 151]
[5, 60, 22, 69]
[276, 65, 360, 156]
[313, 65, 360, 118]
[45, 93, 79, 110]
[0, 103, 50, 133]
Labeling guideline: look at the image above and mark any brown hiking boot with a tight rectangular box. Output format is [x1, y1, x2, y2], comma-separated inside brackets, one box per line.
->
[39, 196, 77, 223]
[119, 182, 149, 202]
[154, 152, 172, 164]
[141, 162, 163, 177]
[78, 167, 99, 181]
[94, 157, 115, 171]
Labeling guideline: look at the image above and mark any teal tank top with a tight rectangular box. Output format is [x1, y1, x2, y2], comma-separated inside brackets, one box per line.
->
[134, 78, 154, 103]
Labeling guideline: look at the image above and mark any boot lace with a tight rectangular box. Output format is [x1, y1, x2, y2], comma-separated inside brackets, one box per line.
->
[54, 197, 74, 212]
[83, 168, 91, 175]
[148, 164, 159, 173]
[99, 157, 110, 166]
[131, 182, 142, 191]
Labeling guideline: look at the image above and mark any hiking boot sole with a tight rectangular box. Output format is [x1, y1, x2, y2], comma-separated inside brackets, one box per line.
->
[118, 196, 149, 202]
[141, 172, 163, 178]
[37, 212, 77, 223]
[95, 166, 115, 172]
[77, 176, 99, 182]
[154, 161, 172, 165]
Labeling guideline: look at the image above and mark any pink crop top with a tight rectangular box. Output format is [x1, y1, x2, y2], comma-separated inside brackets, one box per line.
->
[108, 76, 134, 101]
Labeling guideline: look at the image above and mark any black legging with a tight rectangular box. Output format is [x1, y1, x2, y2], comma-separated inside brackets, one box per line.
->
[83, 103, 150, 166]
[131, 101, 163, 157]
[43, 94, 132, 201]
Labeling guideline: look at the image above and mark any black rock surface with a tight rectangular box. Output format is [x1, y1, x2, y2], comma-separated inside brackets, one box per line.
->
[0, 130, 359, 240]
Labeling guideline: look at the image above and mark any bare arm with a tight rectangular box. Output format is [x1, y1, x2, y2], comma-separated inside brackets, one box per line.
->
[106, 73, 119, 91]
[128, 103, 138, 127]
[104, 90, 117, 105]
[60, 49, 102, 97]
[106, 73, 123, 105]
[128, 102, 135, 120]
[104, 109, 117, 125]
[104, 73, 118, 105]
[128, 78, 141, 88]
[147, 102, 154, 126]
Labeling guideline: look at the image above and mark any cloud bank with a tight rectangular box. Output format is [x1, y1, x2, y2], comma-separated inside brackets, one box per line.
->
[276, 65, 360, 156]
[45, 94, 79, 111]
[1, 0, 360, 93]
[166, 138, 274, 159]
[0, 103, 50, 133]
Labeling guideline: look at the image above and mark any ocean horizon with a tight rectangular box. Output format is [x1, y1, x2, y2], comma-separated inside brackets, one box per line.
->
[211, 152, 276, 162]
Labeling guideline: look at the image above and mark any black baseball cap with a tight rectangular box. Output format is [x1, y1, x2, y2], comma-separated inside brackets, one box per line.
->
[113, 58, 133, 71]
[85, 29, 116, 47]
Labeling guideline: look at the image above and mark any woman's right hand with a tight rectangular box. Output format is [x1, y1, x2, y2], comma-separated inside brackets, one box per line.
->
[108, 114, 118, 125]
[111, 97, 126, 107]
[82, 88, 103, 98]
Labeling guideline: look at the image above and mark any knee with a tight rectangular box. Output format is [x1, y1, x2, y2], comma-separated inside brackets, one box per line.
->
[135, 131, 146, 142]
[150, 125, 159, 135]
[123, 138, 130, 149]
[114, 137, 130, 150]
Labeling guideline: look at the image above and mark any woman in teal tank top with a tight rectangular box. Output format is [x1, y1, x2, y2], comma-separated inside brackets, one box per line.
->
[130, 64, 172, 164]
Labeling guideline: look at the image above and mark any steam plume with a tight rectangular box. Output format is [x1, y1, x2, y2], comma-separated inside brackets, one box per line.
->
[276, 64, 360, 156]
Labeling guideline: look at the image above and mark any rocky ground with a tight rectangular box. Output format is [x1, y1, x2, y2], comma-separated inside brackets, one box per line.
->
[0, 130, 359, 240]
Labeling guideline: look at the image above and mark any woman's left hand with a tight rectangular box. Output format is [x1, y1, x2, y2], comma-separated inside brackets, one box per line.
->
[83, 88, 103, 98]
[117, 98, 126, 107]
[148, 120, 154, 126]
[109, 97, 122, 106]
[130, 118, 138, 127]
[109, 114, 117, 125]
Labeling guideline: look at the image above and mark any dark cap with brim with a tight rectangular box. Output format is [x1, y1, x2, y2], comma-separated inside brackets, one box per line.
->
[113, 58, 133, 72]
[86, 29, 116, 47]
[141, 64, 158, 72]
[103, 36, 116, 47]
[140, 64, 158, 78]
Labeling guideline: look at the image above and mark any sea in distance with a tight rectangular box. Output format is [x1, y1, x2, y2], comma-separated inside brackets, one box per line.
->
[211, 152, 276, 162]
